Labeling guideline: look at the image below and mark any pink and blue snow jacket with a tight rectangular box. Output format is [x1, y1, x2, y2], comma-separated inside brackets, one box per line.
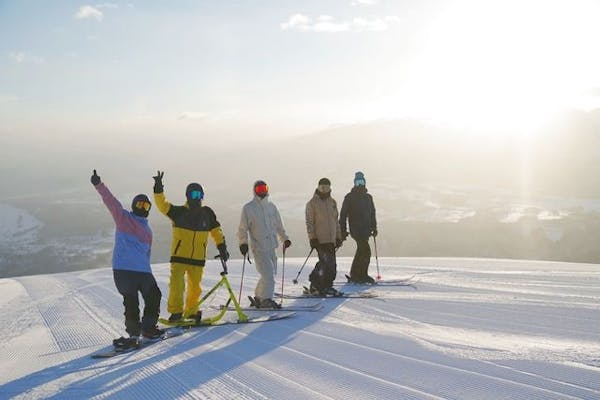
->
[95, 183, 153, 273]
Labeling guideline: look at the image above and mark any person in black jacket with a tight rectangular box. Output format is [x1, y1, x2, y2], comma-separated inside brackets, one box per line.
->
[339, 171, 378, 283]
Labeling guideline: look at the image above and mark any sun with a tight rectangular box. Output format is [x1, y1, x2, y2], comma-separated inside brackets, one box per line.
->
[399, 0, 600, 135]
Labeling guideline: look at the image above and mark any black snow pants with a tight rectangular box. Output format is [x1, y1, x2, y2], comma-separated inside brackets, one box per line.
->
[113, 269, 162, 337]
[309, 243, 337, 291]
[349, 238, 372, 281]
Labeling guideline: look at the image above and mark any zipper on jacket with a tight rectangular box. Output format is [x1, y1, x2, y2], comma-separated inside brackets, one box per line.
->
[323, 197, 334, 243]
[174, 240, 182, 255]
[191, 231, 196, 259]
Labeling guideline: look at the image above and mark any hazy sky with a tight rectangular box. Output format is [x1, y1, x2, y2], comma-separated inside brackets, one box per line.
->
[2, 0, 600, 145]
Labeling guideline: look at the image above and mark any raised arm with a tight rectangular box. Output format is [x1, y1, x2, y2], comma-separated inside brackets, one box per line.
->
[91, 170, 125, 224]
[152, 170, 172, 216]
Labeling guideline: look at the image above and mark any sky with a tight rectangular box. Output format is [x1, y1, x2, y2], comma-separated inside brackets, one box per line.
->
[2, 0, 600, 146]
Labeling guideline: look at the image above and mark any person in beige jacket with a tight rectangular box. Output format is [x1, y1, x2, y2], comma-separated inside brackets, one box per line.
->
[305, 177, 344, 295]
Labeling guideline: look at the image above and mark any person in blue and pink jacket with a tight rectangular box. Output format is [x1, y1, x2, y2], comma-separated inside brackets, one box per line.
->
[91, 170, 162, 349]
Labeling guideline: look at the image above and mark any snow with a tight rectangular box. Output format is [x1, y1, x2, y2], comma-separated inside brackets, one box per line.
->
[1, 257, 599, 399]
[0, 203, 43, 246]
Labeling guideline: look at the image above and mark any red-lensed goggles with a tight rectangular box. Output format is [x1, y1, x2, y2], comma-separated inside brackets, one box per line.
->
[134, 201, 151, 211]
[254, 183, 269, 196]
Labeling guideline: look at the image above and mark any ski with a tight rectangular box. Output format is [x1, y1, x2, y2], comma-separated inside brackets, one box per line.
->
[334, 274, 417, 287]
[159, 311, 296, 328]
[91, 328, 184, 359]
[274, 287, 377, 299]
[209, 299, 323, 312]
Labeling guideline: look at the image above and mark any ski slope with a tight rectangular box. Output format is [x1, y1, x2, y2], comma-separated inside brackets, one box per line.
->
[1, 257, 599, 399]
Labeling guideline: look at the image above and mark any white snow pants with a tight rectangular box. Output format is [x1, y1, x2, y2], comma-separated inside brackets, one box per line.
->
[252, 248, 278, 300]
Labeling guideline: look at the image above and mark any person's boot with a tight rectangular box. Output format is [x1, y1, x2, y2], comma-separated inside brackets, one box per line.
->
[321, 287, 343, 297]
[113, 336, 140, 350]
[258, 298, 282, 309]
[193, 310, 203, 325]
[168, 312, 182, 322]
[142, 326, 164, 340]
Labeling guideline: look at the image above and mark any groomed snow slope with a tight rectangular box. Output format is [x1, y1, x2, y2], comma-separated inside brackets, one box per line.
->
[1, 257, 599, 400]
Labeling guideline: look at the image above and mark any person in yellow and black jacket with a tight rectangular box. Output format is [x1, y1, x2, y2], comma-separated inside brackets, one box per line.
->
[152, 171, 229, 323]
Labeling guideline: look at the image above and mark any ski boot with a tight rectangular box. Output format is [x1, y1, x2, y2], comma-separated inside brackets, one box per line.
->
[142, 326, 164, 340]
[113, 336, 140, 350]
[321, 287, 343, 297]
[193, 311, 203, 325]
[258, 298, 282, 309]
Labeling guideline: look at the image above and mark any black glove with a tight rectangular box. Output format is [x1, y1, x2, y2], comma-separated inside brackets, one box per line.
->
[342, 230, 349, 240]
[283, 239, 292, 249]
[153, 170, 164, 193]
[239, 243, 248, 256]
[309, 238, 319, 249]
[371, 229, 378, 237]
[91, 169, 101, 186]
[217, 243, 230, 262]
[335, 238, 343, 249]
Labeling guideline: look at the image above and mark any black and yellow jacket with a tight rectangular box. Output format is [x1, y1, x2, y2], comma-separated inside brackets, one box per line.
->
[155, 192, 225, 266]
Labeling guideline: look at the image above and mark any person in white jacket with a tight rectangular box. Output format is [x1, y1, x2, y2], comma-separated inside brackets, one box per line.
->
[238, 180, 291, 308]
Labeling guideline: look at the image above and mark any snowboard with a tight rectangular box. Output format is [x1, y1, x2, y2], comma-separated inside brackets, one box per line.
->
[91, 327, 184, 359]
[159, 311, 296, 328]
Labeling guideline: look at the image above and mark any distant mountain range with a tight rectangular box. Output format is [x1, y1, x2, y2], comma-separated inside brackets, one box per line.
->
[2, 109, 600, 277]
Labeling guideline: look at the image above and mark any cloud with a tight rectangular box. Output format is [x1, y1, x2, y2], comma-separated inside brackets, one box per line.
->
[8, 51, 45, 64]
[9, 51, 25, 63]
[281, 14, 400, 33]
[74, 5, 103, 21]
[351, 0, 379, 6]
[95, 2, 119, 8]
[178, 112, 208, 121]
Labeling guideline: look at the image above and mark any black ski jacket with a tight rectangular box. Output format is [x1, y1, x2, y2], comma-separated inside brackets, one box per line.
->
[339, 186, 377, 240]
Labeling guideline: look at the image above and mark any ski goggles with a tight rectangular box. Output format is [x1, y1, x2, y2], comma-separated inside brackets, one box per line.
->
[134, 200, 151, 211]
[318, 184, 331, 193]
[189, 190, 204, 200]
[354, 178, 366, 186]
[254, 183, 269, 196]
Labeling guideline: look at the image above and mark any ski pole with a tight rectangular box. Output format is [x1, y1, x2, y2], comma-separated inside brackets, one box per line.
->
[292, 248, 314, 284]
[280, 244, 286, 306]
[373, 235, 381, 281]
[238, 253, 248, 303]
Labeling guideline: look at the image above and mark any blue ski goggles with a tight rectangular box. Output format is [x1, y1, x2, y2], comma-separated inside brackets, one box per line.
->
[188, 190, 204, 200]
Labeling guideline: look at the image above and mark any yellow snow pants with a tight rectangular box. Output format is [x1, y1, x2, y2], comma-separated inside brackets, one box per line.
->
[167, 262, 204, 317]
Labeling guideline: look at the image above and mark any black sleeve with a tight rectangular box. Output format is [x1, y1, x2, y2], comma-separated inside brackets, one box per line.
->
[369, 194, 377, 230]
[339, 195, 349, 232]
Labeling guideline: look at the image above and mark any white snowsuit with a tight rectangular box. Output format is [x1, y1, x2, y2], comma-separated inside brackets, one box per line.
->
[238, 194, 289, 300]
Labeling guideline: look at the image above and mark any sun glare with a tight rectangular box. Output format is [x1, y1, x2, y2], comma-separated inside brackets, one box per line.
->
[400, 0, 600, 135]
